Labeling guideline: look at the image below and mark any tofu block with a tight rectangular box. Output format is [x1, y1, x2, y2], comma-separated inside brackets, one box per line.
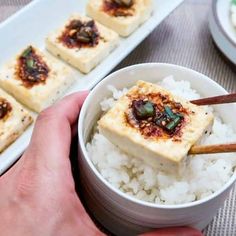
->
[0, 46, 75, 113]
[46, 15, 119, 74]
[86, 0, 153, 37]
[0, 88, 33, 153]
[98, 81, 214, 173]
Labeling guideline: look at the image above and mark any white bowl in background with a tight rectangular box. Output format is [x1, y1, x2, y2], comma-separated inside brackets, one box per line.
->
[78, 63, 236, 235]
[209, 0, 236, 64]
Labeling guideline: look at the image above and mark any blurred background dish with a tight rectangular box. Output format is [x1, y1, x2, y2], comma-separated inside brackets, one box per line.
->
[209, 0, 236, 64]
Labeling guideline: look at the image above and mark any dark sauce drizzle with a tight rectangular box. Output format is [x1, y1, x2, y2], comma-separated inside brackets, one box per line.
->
[15, 46, 49, 88]
[58, 19, 100, 49]
[125, 93, 189, 140]
[0, 98, 12, 120]
[103, 0, 134, 17]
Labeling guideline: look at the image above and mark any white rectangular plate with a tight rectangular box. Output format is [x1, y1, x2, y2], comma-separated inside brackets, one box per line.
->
[0, 0, 183, 174]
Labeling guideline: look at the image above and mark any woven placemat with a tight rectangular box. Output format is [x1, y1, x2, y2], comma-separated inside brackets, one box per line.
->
[0, 0, 235, 235]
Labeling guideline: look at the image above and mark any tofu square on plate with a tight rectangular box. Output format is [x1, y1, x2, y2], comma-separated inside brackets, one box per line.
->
[98, 80, 214, 173]
[46, 15, 119, 74]
[0, 88, 33, 153]
[86, 0, 153, 37]
[0, 46, 75, 113]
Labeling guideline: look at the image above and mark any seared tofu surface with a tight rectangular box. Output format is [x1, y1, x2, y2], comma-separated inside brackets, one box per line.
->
[0, 46, 75, 113]
[0, 88, 33, 153]
[46, 15, 119, 73]
[86, 0, 153, 37]
[98, 80, 214, 172]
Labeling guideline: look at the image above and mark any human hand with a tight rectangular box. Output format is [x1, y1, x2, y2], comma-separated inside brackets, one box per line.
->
[0, 92, 203, 236]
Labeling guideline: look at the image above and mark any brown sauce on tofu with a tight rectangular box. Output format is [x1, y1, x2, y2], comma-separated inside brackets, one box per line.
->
[15, 46, 49, 88]
[58, 19, 100, 49]
[103, 0, 134, 17]
[125, 93, 190, 141]
[0, 98, 12, 120]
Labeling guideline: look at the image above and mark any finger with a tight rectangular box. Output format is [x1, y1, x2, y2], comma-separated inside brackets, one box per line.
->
[140, 227, 203, 236]
[23, 91, 89, 171]
[71, 122, 78, 138]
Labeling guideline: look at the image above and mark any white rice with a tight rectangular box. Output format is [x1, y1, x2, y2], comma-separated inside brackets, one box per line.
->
[87, 76, 236, 205]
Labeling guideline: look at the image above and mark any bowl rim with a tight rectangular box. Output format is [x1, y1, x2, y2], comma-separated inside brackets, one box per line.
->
[212, 0, 236, 48]
[78, 63, 236, 210]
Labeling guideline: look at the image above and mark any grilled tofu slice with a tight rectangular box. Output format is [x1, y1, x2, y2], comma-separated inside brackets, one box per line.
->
[46, 15, 119, 74]
[98, 80, 214, 173]
[0, 88, 33, 153]
[86, 0, 153, 37]
[0, 46, 75, 113]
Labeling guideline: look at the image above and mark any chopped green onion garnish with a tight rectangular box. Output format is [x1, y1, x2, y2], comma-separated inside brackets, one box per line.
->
[164, 106, 176, 119]
[176, 113, 184, 118]
[166, 116, 181, 131]
[22, 46, 32, 58]
[26, 58, 35, 69]
[143, 102, 155, 116]
[133, 100, 155, 119]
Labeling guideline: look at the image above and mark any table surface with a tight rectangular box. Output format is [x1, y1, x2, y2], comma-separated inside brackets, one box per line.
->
[0, 0, 235, 235]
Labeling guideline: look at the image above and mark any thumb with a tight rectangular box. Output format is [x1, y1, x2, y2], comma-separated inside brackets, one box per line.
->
[23, 91, 89, 171]
[0, 91, 88, 196]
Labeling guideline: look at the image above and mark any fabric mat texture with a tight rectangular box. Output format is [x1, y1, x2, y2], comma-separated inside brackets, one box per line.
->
[0, 0, 235, 235]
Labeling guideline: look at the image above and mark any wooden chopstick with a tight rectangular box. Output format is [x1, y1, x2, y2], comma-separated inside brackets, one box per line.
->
[188, 95, 236, 155]
[190, 93, 236, 106]
[189, 143, 236, 155]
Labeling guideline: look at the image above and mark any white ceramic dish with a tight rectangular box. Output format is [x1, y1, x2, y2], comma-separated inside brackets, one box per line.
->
[78, 63, 236, 235]
[0, 0, 184, 174]
[209, 0, 236, 64]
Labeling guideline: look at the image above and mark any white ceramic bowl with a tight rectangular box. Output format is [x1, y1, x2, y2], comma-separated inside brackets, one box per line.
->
[78, 63, 236, 235]
[209, 0, 236, 64]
